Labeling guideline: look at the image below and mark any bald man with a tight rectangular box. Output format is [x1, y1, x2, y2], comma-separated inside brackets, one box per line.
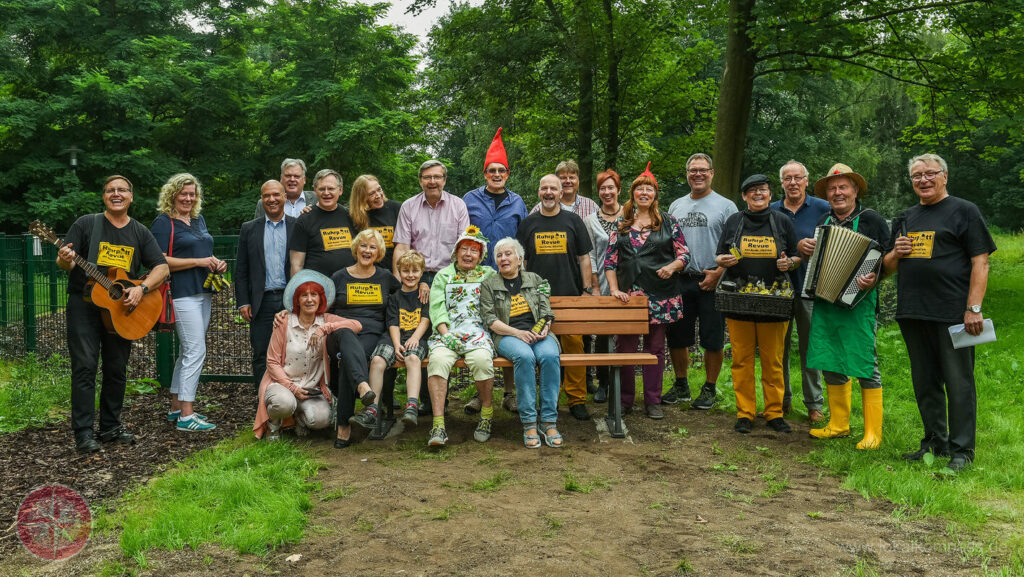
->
[236, 180, 298, 389]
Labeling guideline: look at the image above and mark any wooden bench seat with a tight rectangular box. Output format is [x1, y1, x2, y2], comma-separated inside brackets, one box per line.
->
[375, 295, 655, 439]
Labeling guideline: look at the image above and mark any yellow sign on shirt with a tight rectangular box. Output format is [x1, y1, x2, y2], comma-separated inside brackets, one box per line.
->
[739, 235, 777, 258]
[375, 226, 395, 248]
[347, 283, 382, 305]
[510, 293, 529, 317]
[320, 227, 352, 251]
[96, 242, 135, 271]
[399, 308, 421, 331]
[907, 231, 935, 259]
[534, 231, 568, 255]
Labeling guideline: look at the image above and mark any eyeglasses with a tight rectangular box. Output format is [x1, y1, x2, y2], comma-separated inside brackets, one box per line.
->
[910, 170, 944, 182]
[420, 175, 445, 181]
[745, 186, 771, 196]
[486, 167, 507, 175]
[317, 186, 340, 194]
[688, 169, 711, 176]
[105, 187, 131, 194]
[782, 176, 806, 183]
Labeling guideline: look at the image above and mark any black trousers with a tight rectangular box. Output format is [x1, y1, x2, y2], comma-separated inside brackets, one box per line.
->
[67, 294, 132, 436]
[249, 290, 284, 391]
[327, 328, 391, 424]
[898, 318, 978, 460]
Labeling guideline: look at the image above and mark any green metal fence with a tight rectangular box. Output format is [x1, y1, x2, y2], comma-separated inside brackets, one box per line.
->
[0, 233, 253, 387]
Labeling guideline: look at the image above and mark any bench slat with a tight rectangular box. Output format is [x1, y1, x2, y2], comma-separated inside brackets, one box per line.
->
[403, 353, 657, 369]
[552, 321, 650, 335]
[550, 295, 649, 308]
[553, 308, 650, 322]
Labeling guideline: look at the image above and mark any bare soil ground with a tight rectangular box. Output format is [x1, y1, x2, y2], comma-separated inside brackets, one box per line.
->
[4, 392, 992, 577]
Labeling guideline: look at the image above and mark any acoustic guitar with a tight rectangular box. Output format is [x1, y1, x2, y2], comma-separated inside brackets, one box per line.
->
[30, 220, 163, 340]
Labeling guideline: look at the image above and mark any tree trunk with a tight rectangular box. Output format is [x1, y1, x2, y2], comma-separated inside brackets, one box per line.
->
[712, 0, 757, 202]
[576, 1, 595, 198]
[602, 0, 620, 170]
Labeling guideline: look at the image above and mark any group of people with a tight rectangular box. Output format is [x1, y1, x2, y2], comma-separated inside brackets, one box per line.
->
[58, 128, 994, 471]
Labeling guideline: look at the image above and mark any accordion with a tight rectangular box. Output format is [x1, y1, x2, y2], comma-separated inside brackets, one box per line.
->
[800, 225, 882, 308]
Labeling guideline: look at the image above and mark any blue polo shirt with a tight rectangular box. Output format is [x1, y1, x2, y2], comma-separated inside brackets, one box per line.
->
[771, 195, 830, 288]
[464, 185, 528, 268]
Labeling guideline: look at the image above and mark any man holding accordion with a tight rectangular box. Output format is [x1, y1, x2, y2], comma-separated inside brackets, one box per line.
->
[799, 164, 891, 450]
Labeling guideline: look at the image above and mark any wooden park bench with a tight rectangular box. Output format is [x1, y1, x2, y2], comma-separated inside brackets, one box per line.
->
[372, 295, 657, 440]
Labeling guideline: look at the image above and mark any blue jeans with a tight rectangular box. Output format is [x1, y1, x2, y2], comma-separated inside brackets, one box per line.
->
[497, 334, 560, 425]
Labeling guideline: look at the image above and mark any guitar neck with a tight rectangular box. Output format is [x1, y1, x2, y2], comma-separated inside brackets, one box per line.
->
[50, 237, 113, 290]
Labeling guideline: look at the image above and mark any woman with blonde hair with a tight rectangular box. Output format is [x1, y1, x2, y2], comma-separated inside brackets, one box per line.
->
[151, 173, 227, 432]
[348, 175, 402, 270]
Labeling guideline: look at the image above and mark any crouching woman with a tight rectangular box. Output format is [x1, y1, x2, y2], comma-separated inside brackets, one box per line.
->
[253, 270, 362, 440]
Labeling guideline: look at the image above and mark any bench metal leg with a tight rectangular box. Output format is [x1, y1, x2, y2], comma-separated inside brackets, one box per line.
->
[605, 366, 626, 438]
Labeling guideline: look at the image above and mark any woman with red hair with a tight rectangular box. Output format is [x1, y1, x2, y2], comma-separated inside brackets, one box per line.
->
[604, 163, 691, 419]
[253, 270, 363, 441]
[583, 168, 623, 402]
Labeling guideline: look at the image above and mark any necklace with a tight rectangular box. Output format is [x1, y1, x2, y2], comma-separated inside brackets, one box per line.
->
[600, 204, 621, 217]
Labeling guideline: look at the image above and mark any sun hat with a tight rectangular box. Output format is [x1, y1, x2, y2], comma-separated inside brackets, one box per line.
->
[283, 269, 336, 313]
[813, 163, 868, 198]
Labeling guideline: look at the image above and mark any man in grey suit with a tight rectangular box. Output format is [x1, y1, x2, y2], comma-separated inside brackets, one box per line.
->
[237, 180, 296, 389]
[254, 158, 317, 219]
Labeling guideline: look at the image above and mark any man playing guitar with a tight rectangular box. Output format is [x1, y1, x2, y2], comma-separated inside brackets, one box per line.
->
[57, 175, 169, 453]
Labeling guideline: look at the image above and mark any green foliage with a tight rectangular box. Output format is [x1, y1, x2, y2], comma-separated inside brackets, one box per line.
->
[102, 432, 321, 556]
[0, 353, 71, 432]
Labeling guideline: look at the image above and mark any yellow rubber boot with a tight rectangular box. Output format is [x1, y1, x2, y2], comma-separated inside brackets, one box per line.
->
[810, 380, 852, 439]
[856, 388, 883, 450]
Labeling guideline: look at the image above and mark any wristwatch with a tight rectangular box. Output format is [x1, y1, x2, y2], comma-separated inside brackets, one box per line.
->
[583, 286, 594, 295]
[967, 305, 982, 314]
[141, 284, 150, 295]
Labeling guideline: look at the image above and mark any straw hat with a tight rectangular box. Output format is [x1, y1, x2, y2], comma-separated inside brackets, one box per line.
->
[813, 163, 868, 198]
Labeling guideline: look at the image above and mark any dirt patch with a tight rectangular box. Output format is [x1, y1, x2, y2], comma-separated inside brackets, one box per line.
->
[4, 398, 994, 576]
[0, 381, 252, 560]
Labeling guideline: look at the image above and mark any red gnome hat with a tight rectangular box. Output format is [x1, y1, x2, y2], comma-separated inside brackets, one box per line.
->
[483, 127, 508, 171]
[639, 161, 658, 190]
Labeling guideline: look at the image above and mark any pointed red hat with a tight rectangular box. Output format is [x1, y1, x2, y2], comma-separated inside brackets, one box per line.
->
[483, 127, 508, 171]
[638, 161, 658, 190]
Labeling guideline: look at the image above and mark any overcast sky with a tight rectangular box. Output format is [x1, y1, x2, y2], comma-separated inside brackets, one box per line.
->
[381, 0, 482, 51]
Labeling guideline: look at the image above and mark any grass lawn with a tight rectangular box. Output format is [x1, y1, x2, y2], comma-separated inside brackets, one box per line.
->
[0, 353, 71, 432]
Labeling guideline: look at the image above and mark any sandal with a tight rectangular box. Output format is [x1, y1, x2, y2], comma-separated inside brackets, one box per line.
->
[523, 424, 541, 449]
[539, 423, 563, 448]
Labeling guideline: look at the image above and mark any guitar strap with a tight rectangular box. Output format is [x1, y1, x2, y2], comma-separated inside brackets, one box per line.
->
[88, 213, 105, 267]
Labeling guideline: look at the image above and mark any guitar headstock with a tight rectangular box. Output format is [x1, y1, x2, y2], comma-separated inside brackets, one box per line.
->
[29, 220, 59, 245]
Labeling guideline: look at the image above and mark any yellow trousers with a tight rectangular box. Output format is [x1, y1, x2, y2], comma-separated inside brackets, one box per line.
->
[560, 334, 586, 406]
[727, 319, 789, 421]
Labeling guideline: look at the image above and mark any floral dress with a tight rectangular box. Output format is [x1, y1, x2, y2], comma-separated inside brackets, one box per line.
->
[603, 216, 690, 324]
[427, 264, 496, 354]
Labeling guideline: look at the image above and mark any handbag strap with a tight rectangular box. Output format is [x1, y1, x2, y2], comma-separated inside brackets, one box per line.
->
[167, 217, 175, 257]
[87, 213, 104, 265]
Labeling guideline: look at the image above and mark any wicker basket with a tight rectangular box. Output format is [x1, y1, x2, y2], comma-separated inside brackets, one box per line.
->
[714, 289, 794, 320]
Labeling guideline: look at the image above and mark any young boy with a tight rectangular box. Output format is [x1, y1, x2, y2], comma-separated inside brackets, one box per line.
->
[354, 251, 432, 428]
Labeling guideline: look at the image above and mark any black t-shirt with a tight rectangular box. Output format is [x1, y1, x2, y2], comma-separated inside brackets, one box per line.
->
[64, 214, 167, 294]
[487, 190, 509, 210]
[517, 209, 593, 296]
[329, 266, 399, 336]
[386, 287, 431, 342]
[893, 196, 996, 323]
[290, 205, 356, 277]
[367, 199, 402, 271]
[716, 209, 798, 322]
[503, 275, 536, 331]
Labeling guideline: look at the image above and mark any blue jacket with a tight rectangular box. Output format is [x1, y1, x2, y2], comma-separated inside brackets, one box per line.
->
[771, 195, 831, 288]
[464, 185, 529, 268]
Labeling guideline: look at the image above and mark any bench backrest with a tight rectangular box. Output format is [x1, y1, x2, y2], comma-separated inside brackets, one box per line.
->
[548, 296, 650, 336]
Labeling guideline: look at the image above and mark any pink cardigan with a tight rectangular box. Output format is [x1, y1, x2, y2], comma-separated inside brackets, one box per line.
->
[252, 313, 362, 439]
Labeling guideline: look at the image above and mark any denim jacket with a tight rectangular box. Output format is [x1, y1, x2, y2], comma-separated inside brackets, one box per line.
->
[479, 271, 553, 349]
